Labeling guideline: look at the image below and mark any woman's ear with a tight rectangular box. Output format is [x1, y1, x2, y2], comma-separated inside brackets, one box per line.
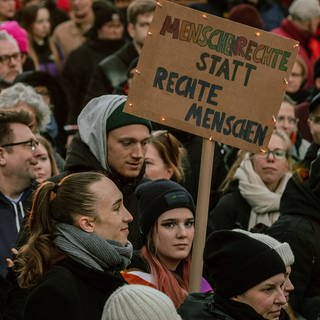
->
[165, 166, 174, 179]
[231, 295, 240, 302]
[76, 216, 95, 233]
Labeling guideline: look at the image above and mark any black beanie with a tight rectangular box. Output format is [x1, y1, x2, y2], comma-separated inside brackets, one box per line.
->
[92, 0, 121, 31]
[135, 179, 195, 238]
[204, 230, 286, 298]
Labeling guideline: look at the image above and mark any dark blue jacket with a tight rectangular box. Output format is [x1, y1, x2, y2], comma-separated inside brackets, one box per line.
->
[0, 187, 33, 277]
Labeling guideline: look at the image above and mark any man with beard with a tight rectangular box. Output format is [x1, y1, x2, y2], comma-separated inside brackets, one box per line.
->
[52, 0, 94, 61]
[85, 0, 156, 100]
[0, 31, 23, 90]
[0, 109, 40, 278]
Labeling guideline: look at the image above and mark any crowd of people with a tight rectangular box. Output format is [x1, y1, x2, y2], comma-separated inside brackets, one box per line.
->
[0, 0, 320, 319]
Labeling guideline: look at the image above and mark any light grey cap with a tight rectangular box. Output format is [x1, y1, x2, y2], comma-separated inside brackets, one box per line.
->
[233, 229, 295, 266]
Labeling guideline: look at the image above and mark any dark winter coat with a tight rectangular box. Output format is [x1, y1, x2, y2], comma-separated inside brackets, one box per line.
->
[178, 292, 268, 320]
[85, 41, 138, 102]
[24, 257, 126, 320]
[0, 187, 34, 278]
[267, 175, 320, 320]
[208, 180, 251, 233]
[62, 38, 125, 125]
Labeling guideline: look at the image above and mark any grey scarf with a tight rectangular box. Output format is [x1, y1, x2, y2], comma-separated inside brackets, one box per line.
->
[54, 223, 133, 272]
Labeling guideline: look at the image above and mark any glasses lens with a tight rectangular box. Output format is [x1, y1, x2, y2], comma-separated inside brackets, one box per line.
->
[31, 140, 39, 151]
[273, 150, 286, 159]
[0, 53, 21, 64]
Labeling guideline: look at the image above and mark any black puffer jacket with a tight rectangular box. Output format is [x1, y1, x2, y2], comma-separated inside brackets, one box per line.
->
[208, 180, 251, 233]
[178, 292, 268, 320]
[267, 175, 320, 320]
[62, 38, 125, 125]
[24, 257, 126, 320]
[85, 41, 138, 102]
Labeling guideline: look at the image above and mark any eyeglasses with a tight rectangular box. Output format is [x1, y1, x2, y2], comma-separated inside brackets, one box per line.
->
[1, 139, 39, 152]
[276, 115, 298, 125]
[0, 53, 22, 64]
[255, 148, 288, 160]
[309, 115, 320, 124]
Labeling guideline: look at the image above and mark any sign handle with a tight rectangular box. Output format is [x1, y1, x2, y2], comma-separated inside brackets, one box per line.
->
[189, 138, 215, 292]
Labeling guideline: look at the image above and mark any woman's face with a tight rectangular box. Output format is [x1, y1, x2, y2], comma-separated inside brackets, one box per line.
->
[34, 142, 52, 183]
[89, 177, 133, 245]
[233, 273, 287, 320]
[286, 61, 304, 94]
[145, 143, 173, 180]
[251, 134, 289, 191]
[152, 208, 194, 270]
[32, 7, 50, 40]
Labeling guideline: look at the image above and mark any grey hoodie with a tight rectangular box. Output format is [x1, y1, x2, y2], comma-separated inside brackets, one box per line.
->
[77, 94, 127, 171]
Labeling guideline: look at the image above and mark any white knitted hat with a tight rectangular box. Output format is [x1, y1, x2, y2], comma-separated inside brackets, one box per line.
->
[233, 229, 295, 266]
[289, 0, 320, 22]
[101, 285, 182, 320]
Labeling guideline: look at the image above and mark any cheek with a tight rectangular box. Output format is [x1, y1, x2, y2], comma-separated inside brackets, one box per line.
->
[153, 229, 171, 248]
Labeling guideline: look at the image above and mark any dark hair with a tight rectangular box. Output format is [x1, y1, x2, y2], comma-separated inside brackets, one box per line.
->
[0, 109, 32, 146]
[127, 0, 156, 24]
[21, 4, 48, 33]
[16, 172, 106, 288]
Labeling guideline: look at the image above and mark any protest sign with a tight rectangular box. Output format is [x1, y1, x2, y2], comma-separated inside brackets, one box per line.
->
[125, 0, 299, 153]
[125, 0, 299, 292]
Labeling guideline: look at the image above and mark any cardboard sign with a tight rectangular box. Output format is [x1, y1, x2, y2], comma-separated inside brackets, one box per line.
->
[125, 0, 299, 153]
[115, 0, 206, 9]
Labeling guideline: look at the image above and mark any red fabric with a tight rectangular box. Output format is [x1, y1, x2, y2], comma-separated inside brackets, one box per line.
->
[272, 18, 314, 88]
[56, 0, 70, 13]
[121, 272, 156, 288]
[309, 27, 320, 65]
[295, 101, 313, 142]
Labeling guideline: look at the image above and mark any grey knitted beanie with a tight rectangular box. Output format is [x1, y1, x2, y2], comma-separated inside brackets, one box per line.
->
[234, 229, 295, 266]
[101, 285, 182, 320]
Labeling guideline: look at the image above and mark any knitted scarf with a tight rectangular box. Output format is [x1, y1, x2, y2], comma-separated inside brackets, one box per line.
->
[234, 155, 292, 230]
[54, 223, 133, 271]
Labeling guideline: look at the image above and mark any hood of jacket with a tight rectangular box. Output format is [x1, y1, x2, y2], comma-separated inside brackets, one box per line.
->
[77, 94, 127, 171]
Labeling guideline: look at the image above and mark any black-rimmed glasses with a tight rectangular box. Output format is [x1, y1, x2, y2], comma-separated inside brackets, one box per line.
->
[0, 53, 22, 64]
[1, 139, 39, 152]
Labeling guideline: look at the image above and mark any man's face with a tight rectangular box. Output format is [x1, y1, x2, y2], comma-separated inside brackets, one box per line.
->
[128, 12, 154, 51]
[0, 0, 15, 21]
[70, 0, 92, 19]
[107, 124, 150, 178]
[0, 39, 22, 84]
[0, 123, 40, 189]
[308, 105, 320, 144]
